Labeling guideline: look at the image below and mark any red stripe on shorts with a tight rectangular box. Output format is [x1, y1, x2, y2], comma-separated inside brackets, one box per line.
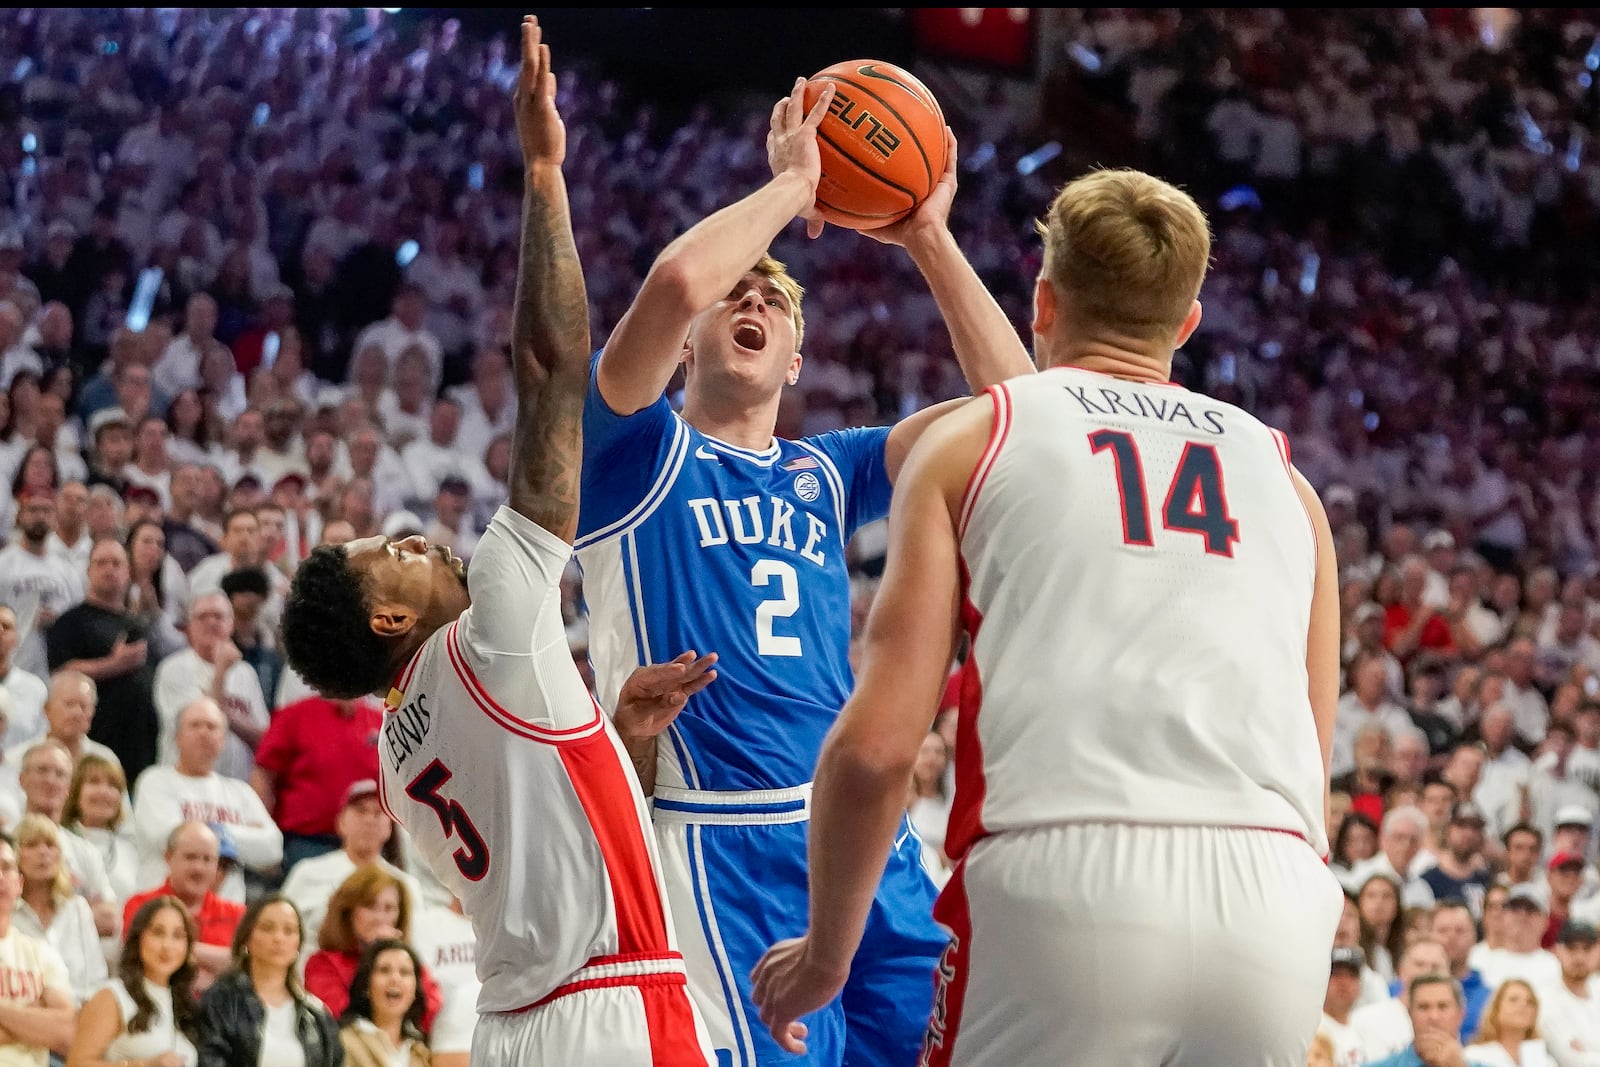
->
[921, 862, 973, 1067]
[642, 981, 708, 1066]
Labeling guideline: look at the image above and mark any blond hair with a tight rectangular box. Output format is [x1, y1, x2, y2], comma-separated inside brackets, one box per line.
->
[1473, 978, 1541, 1045]
[1036, 168, 1210, 342]
[14, 814, 74, 902]
[751, 254, 806, 351]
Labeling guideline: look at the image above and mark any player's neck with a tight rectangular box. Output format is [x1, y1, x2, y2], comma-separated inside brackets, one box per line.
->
[1041, 334, 1174, 385]
[680, 392, 780, 451]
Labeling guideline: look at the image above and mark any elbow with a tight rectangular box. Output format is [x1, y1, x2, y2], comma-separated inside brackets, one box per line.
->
[643, 252, 706, 315]
[824, 733, 917, 794]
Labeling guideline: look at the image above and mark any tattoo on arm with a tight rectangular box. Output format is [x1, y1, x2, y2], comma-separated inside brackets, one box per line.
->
[510, 167, 591, 543]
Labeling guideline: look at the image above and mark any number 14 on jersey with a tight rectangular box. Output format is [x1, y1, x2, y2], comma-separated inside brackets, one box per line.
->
[1088, 430, 1241, 557]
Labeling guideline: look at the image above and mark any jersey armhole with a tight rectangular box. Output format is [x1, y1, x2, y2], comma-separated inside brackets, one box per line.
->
[443, 621, 606, 745]
[957, 383, 1013, 540]
[1269, 427, 1320, 575]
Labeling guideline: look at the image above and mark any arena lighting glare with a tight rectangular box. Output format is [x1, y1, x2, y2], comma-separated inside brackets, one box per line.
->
[1016, 141, 1061, 176]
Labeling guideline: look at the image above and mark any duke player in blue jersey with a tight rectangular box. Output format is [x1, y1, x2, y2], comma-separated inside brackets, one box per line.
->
[574, 78, 1033, 1065]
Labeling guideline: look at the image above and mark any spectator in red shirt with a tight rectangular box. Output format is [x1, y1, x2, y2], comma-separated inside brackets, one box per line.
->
[250, 694, 383, 875]
[123, 820, 243, 992]
[1384, 556, 1458, 660]
[303, 864, 440, 1035]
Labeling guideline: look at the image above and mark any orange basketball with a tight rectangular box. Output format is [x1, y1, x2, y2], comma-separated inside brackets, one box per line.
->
[802, 59, 948, 231]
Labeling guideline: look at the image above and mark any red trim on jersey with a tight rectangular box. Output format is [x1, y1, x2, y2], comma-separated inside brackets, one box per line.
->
[944, 561, 989, 861]
[374, 766, 400, 825]
[1269, 428, 1292, 469]
[957, 384, 1012, 538]
[390, 640, 427, 697]
[1265, 428, 1320, 573]
[558, 734, 672, 955]
[921, 862, 973, 1067]
[443, 621, 604, 743]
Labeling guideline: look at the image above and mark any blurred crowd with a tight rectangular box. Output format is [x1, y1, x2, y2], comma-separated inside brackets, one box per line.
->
[0, 6, 1594, 1065]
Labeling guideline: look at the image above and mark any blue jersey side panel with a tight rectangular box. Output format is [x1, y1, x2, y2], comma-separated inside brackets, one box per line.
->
[577, 362, 892, 790]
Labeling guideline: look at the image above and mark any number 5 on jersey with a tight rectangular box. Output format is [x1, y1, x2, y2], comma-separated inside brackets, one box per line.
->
[1088, 430, 1241, 557]
[406, 759, 490, 881]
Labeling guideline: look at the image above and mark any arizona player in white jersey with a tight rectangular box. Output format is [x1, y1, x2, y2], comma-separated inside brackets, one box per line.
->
[281, 19, 714, 1066]
[577, 75, 1034, 1066]
[754, 168, 1345, 1066]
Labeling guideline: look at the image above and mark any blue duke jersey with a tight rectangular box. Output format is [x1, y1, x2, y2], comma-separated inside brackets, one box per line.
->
[576, 357, 890, 791]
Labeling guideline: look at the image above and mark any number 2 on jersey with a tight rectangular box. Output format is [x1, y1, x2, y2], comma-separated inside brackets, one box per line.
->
[752, 559, 802, 657]
[1088, 430, 1240, 556]
[405, 759, 490, 881]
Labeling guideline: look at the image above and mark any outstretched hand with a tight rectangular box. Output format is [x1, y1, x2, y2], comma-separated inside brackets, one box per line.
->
[514, 15, 565, 167]
[613, 650, 719, 739]
[767, 77, 835, 239]
[863, 127, 959, 249]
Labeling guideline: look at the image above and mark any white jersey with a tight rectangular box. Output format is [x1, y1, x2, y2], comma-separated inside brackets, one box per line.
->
[378, 507, 685, 1014]
[949, 368, 1325, 861]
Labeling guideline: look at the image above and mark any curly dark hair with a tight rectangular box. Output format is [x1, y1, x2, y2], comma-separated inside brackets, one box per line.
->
[340, 938, 428, 1042]
[121, 896, 200, 1041]
[280, 544, 395, 698]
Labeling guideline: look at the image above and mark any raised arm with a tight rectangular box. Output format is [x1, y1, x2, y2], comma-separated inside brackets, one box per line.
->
[596, 78, 834, 416]
[508, 15, 591, 543]
[870, 131, 1034, 391]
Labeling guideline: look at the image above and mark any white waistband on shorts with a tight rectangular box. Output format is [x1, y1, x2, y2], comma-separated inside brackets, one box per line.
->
[651, 783, 812, 825]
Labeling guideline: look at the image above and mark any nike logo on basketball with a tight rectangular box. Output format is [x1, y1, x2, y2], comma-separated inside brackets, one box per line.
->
[695, 446, 718, 461]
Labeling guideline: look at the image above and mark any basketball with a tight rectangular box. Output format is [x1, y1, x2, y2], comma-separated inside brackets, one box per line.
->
[802, 59, 948, 231]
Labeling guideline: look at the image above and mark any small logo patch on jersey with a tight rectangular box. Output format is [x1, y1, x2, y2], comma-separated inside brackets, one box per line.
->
[694, 445, 718, 461]
[782, 456, 819, 471]
[794, 471, 822, 502]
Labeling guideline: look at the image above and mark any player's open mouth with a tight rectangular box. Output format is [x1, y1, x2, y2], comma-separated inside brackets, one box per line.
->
[732, 318, 767, 352]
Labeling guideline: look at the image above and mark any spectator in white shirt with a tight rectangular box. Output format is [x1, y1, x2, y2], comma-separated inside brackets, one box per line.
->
[1540, 919, 1600, 1067]
[343, 425, 408, 519]
[1318, 946, 1368, 1067]
[352, 280, 443, 392]
[12, 813, 105, 1005]
[420, 477, 479, 562]
[151, 291, 219, 398]
[0, 832, 76, 1062]
[0, 491, 86, 677]
[1332, 651, 1413, 777]
[130, 698, 283, 904]
[1503, 637, 1551, 746]
[46, 480, 93, 575]
[153, 592, 269, 782]
[1350, 805, 1438, 909]
[0, 604, 47, 751]
[1475, 703, 1533, 839]
[375, 344, 434, 450]
[279, 780, 421, 971]
[399, 397, 492, 504]
[121, 415, 173, 511]
[1475, 883, 1561, 989]
[448, 347, 515, 463]
[187, 508, 289, 629]
[16, 740, 115, 935]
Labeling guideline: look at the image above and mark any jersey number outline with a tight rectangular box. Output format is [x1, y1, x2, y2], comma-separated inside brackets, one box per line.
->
[752, 559, 802, 657]
[405, 759, 490, 881]
[1088, 431, 1241, 557]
